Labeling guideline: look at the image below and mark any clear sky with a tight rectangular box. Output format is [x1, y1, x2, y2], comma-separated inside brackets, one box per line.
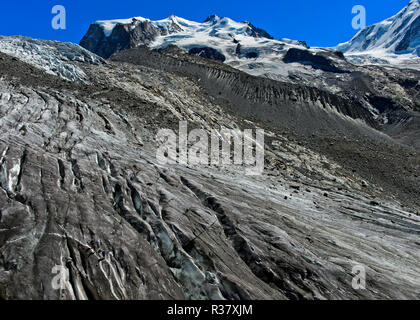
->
[0, 0, 411, 47]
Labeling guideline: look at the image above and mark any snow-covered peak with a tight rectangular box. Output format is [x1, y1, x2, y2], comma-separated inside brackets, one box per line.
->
[336, 0, 420, 66]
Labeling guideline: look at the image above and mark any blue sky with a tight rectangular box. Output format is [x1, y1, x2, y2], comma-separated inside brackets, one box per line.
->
[0, 0, 410, 47]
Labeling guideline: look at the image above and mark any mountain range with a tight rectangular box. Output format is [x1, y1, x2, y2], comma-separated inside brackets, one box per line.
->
[81, 0, 420, 71]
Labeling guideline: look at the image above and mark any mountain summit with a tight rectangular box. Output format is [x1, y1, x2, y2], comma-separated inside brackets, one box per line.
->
[336, 0, 420, 65]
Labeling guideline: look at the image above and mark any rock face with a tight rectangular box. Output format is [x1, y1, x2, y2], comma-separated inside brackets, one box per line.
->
[80, 19, 163, 59]
[283, 48, 348, 73]
[188, 47, 226, 62]
[0, 36, 419, 301]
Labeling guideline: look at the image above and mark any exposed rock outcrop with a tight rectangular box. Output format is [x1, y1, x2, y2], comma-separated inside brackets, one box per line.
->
[188, 47, 226, 62]
[80, 19, 163, 59]
[283, 48, 348, 73]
